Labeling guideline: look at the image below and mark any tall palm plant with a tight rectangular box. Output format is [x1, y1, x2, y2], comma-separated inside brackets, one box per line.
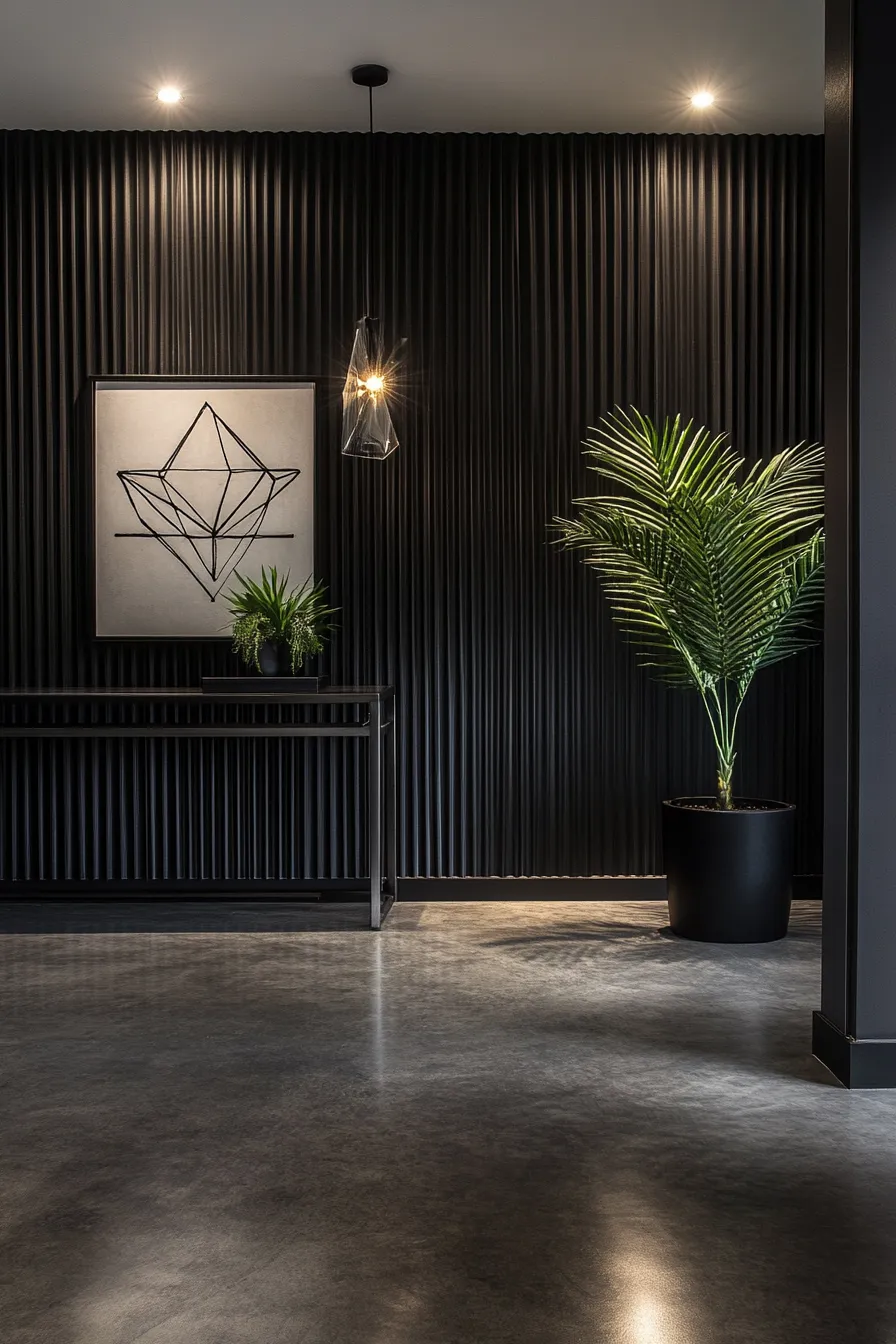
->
[554, 409, 824, 809]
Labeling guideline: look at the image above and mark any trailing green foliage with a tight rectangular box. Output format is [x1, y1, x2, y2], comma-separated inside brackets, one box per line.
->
[553, 409, 824, 808]
[225, 566, 337, 674]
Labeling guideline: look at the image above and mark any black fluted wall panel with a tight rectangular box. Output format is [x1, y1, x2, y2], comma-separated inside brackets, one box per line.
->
[0, 130, 823, 882]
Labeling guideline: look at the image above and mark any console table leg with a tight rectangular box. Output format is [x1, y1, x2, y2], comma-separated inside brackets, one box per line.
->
[385, 718, 397, 904]
[368, 700, 383, 929]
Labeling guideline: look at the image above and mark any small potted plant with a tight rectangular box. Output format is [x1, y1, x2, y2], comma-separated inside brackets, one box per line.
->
[225, 566, 337, 678]
[554, 409, 824, 942]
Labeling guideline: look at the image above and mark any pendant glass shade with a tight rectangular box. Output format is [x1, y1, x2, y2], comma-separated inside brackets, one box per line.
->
[341, 317, 403, 460]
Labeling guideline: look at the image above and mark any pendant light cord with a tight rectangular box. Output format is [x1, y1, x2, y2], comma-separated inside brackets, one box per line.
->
[365, 85, 374, 318]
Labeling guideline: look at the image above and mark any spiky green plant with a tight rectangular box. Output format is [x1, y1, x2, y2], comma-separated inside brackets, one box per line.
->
[225, 566, 337, 674]
[553, 409, 824, 809]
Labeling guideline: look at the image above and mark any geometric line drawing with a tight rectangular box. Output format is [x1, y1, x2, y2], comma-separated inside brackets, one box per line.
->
[116, 401, 301, 600]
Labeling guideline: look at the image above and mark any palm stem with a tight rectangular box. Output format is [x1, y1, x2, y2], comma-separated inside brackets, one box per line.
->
[701, 680, 746, 809]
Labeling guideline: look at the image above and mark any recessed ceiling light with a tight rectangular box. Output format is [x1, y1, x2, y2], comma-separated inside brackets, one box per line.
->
[691, 91, 715, 109]
[157, 86, 182, 104]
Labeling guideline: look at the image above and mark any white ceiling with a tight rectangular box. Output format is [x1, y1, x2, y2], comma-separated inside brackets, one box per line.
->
[2, 0, 824, 134]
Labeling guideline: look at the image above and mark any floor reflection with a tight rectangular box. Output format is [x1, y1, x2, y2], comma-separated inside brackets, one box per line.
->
[1, 900, 894, 1344]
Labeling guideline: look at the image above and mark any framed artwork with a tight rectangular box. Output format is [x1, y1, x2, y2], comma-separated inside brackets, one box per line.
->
[91, 377, 317, 638]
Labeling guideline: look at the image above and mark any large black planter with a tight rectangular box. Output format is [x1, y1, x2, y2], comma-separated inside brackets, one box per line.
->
[662, 798, 795, 943]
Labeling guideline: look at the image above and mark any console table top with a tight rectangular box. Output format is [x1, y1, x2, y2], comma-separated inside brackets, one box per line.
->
[0, 686, 394, 705]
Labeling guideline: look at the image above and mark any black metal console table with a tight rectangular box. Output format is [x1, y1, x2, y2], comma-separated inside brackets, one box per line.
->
[0, 687, 397, 929]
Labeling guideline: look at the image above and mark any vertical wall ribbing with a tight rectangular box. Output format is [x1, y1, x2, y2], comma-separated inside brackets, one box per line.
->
[0, 131, 824, 881]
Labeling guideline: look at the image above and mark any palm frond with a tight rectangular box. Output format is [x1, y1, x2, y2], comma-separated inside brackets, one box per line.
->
[553, 408, 825, 805]
[755, 529, 825, 670]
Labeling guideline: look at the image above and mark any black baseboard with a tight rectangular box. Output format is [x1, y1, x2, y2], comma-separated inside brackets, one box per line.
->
[812, 1011, 896, 1088]
[400, 876, 666, 900]
[0, 879, 367, 901]
[0, 875, 823, 901]
[399, 875, 822, 901]
[0, 899, 378, 933]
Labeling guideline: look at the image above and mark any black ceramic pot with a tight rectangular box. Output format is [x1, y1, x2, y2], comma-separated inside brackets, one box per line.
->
[258, 641, 288, 676]
[662, 797, 795, 943]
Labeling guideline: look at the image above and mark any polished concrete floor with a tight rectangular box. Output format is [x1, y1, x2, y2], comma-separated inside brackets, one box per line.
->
[2, 900, 895, 1343]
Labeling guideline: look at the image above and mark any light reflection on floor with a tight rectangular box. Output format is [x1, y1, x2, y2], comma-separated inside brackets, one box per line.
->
[2, 900, 893, 1344]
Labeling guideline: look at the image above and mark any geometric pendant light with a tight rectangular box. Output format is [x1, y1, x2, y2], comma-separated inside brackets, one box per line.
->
[342, 315, 405, 458]
[341, 64, 407, 460]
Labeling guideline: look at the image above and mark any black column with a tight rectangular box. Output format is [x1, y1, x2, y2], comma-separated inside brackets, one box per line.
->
[815, 0, 896, 1087]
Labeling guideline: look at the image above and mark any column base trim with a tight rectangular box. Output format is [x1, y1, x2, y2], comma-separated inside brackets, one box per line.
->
[812, 1011, 896, 1088]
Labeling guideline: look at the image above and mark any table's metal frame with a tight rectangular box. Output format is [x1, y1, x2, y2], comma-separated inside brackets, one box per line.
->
[0, 687, 397, 929]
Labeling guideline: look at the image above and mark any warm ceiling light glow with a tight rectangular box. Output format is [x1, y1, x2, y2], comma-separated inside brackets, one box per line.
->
[361, 374, 385, 393]
[157, 86, 182, 104]
[691, 91, 714, 109]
